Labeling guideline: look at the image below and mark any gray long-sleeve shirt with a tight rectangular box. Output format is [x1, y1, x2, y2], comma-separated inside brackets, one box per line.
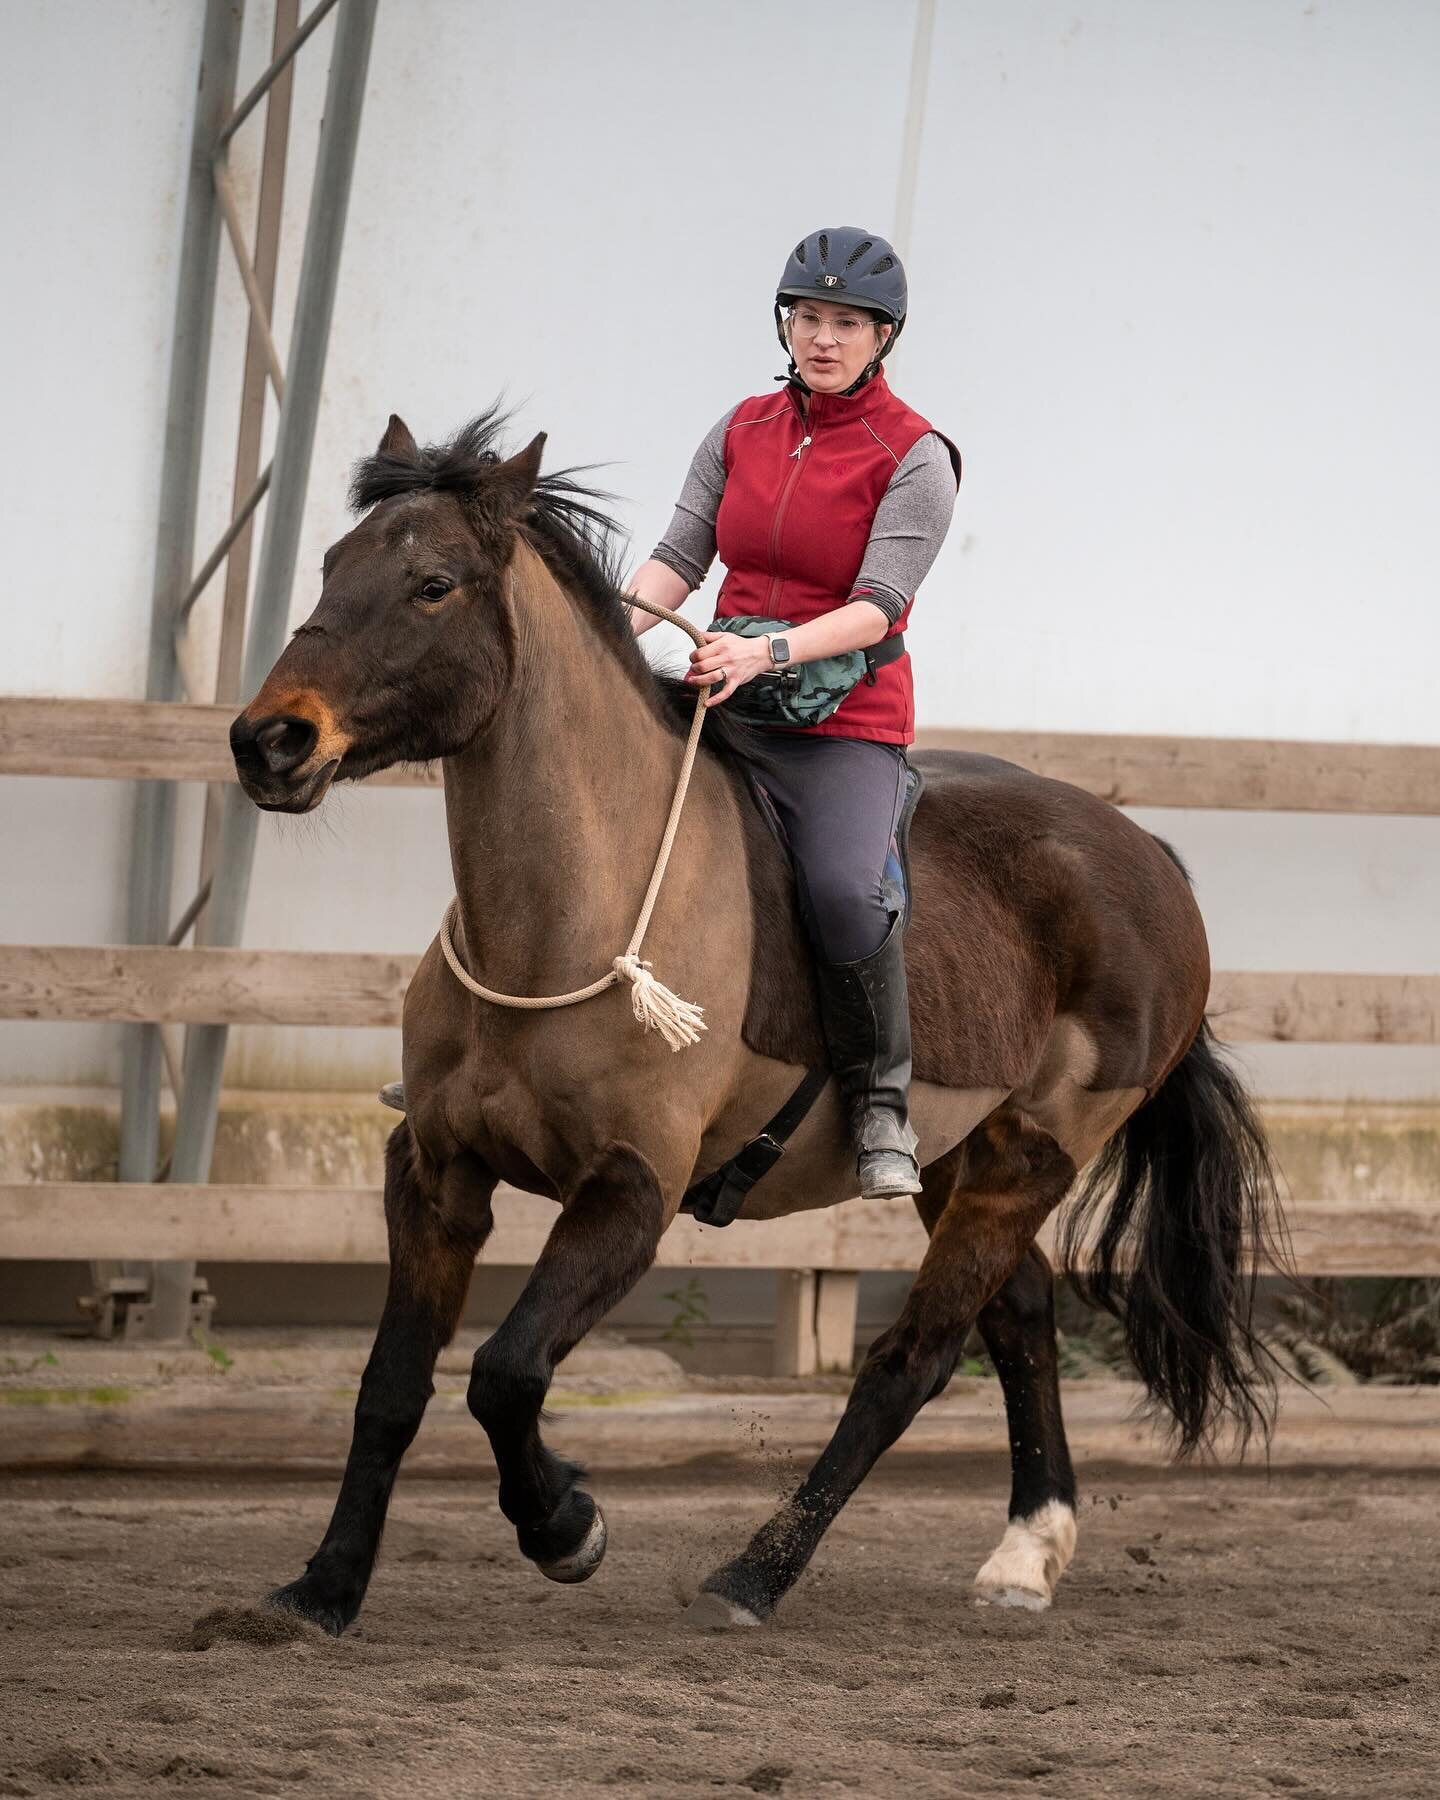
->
[651, 403, 957, 624]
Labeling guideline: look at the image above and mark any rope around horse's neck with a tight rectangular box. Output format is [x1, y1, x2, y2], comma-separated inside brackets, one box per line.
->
[439, 594, 715, 1051]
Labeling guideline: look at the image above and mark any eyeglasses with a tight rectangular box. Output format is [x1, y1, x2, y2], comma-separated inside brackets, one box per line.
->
[787, 306, 880, 345]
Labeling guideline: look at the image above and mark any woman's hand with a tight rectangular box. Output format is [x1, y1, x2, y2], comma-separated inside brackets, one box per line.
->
[685, 630, 772, 708]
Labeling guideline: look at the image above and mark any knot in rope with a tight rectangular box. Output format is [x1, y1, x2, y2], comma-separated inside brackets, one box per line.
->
[614, 954, 708, 1052]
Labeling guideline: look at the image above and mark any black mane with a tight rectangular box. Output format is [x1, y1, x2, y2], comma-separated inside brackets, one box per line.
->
[349, 407, 517, 512]
[349, 408, 769, 765]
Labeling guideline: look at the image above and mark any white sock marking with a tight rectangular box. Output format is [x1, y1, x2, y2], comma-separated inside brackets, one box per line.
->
[973, 1500, 1077, 1608]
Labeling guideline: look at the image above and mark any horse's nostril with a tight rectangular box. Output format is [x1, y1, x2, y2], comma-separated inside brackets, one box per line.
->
[254, 714, 319, 775]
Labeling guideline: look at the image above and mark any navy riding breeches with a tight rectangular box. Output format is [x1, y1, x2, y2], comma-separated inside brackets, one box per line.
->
[745, 733, 910, 965]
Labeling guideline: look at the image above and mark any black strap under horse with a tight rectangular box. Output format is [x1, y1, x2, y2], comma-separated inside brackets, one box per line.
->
[680, 1066, 829, 1228]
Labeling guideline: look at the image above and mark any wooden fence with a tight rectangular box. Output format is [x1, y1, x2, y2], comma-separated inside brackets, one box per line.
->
[2, 695, 1437, 1369]
[5, 696, 1440, 812]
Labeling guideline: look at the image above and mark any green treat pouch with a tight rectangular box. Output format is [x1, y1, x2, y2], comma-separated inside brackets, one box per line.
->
[706, 615, 879, 729]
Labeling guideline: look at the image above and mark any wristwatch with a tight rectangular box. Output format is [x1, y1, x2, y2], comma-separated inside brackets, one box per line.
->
[768, 635, 792, 669]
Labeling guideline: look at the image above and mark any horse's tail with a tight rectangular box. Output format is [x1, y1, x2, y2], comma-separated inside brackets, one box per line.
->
[1058, 1016, 1287, 1454]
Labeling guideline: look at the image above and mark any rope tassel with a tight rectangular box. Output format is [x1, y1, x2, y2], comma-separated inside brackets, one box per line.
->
[614, 955, 707, 1051]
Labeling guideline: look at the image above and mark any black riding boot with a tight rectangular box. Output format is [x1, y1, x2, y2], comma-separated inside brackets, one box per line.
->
[814, 916, 922, 1200]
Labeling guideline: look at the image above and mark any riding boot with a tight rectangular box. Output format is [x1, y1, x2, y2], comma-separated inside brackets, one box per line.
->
[378, 1082, 406, 1112]
[813, 916, 922, 1200]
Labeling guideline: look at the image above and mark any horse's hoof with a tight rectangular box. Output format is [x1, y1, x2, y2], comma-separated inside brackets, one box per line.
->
[973, 1581, 1051, 1612]
[538, 1505, 607, 1584]
[972, 1501, 1076, 1613]
[683, 1590, 765, 1631]
[266, 1575, 355, 1638]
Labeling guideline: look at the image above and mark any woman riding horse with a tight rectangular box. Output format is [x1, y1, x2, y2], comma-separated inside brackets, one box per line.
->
[627, 226, 960, 1202]
[231, 302, 1279, 1636]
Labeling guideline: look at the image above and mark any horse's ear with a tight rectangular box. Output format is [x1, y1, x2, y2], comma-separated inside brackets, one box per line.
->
[378, 414, 418, 461]
[490, 431, 546, 514]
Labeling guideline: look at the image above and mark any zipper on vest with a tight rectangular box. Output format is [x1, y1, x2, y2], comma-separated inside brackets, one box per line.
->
[767, 401, 821, 607]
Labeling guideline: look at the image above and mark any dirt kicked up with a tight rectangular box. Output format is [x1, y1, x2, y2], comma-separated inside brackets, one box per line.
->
[2, 1449, 1437, 1800]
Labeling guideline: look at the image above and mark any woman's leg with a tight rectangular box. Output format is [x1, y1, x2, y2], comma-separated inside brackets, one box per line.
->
[751, 735, 919, 1197]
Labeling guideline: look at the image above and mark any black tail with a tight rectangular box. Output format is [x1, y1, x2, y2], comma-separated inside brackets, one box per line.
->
[1058, 1018, 1287, 1453]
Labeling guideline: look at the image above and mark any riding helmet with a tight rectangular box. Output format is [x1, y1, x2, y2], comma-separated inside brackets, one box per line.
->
[774, 226, 907, 384]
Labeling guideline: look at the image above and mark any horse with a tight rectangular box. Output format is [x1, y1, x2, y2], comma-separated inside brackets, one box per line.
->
[229, 409, 1282, 1635]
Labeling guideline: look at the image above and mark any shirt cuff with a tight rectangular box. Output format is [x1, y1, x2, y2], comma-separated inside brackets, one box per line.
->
[650, 543, 707, 592]
[849, 586, 905, 626]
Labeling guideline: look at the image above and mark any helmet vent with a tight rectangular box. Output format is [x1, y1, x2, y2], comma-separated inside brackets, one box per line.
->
[817, 231, 830, 263]
[794, 240, 807, 265]
[845, 239, 874, 268]
[869, 254, 895, 274]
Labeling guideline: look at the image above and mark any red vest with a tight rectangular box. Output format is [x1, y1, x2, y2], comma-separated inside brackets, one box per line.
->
[714, 374, 959, 745]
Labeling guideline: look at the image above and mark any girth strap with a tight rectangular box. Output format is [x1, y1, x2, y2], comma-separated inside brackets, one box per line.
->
[681, 1067, 829, 1229]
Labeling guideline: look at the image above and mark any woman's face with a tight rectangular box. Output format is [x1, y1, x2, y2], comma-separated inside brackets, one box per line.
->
[786, 298, 893, 393]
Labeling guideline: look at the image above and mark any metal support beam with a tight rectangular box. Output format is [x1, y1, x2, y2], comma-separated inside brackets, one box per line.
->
[195, 0, 301, 906]
[111, 0, 244, 1316]
[886, 0, 936, 381]
[893, 0, 936, 263]
[218, 0, 342, 153]
[154, 0, 379, 1337]
[174, 464, 273, 624]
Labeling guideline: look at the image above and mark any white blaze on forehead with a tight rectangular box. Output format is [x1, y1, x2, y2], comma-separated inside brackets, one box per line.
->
[973, 1501, 1078, 1611]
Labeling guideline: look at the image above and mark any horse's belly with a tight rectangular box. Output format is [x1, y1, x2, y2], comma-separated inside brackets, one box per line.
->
[732, 1068, 1005, 1221]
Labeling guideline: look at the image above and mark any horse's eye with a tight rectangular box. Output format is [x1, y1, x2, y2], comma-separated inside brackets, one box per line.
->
[419, 578, 452, 602]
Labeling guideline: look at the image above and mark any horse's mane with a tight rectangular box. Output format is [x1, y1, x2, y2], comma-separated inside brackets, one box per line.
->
[348, 407, 767, 765]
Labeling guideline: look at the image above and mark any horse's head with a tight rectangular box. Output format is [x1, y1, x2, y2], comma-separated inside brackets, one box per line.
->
[231, 413, 544, 812]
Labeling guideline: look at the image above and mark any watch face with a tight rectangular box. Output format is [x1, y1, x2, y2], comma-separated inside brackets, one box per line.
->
[772, 636, 791, 665]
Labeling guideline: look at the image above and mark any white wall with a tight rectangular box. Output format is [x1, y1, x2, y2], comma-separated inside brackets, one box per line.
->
[2, 0, 1436, 1098]
[911, 0, 1440, 744]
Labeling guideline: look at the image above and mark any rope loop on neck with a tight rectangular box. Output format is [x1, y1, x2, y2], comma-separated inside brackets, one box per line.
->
[437, 594, 715, 1051]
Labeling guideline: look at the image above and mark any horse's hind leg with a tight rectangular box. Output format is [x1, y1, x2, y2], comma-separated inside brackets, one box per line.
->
[972, 1246, 1078, 1610]
[914, 1158, 1078, 1610]
[269, 1121, 493, 1635]
[688, 1112, 1077, 1628]
[466, 1142, 669, 1583]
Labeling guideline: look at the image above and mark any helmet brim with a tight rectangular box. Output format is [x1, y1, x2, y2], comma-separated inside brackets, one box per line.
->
[775, 285, 902, 324]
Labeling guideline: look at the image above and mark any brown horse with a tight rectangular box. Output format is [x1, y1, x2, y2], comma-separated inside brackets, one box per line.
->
[231, 411, 1280, 1635]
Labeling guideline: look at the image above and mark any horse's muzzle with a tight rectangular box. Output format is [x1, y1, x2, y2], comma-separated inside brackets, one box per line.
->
[231, 711, 340, 812]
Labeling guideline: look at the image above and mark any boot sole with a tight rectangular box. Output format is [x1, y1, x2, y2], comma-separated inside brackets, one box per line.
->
[859, 1174, 924, 1200]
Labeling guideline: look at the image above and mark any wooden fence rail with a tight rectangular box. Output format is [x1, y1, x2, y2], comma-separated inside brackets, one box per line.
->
[4, 695, 1439, 814]
[2, 1181, 1435, 1278]
[2, 1181, 1435, 1311]
[1, 944, 1436, 1045]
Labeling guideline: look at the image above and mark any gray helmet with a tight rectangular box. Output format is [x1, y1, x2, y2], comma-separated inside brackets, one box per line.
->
[774, 226, 907, 385]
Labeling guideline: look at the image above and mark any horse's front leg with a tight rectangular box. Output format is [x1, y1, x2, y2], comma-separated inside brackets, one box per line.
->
[467, 1141, 670, 1581]
[688, 1110, 1078, 1627]
[268, 1121, 494, 1634]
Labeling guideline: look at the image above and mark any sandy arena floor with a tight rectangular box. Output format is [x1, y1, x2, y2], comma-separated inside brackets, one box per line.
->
[3, 1367, 1439, 1800]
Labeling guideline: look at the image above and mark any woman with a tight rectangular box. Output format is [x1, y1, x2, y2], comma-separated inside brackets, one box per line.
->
[627, 226, 961, 1199]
